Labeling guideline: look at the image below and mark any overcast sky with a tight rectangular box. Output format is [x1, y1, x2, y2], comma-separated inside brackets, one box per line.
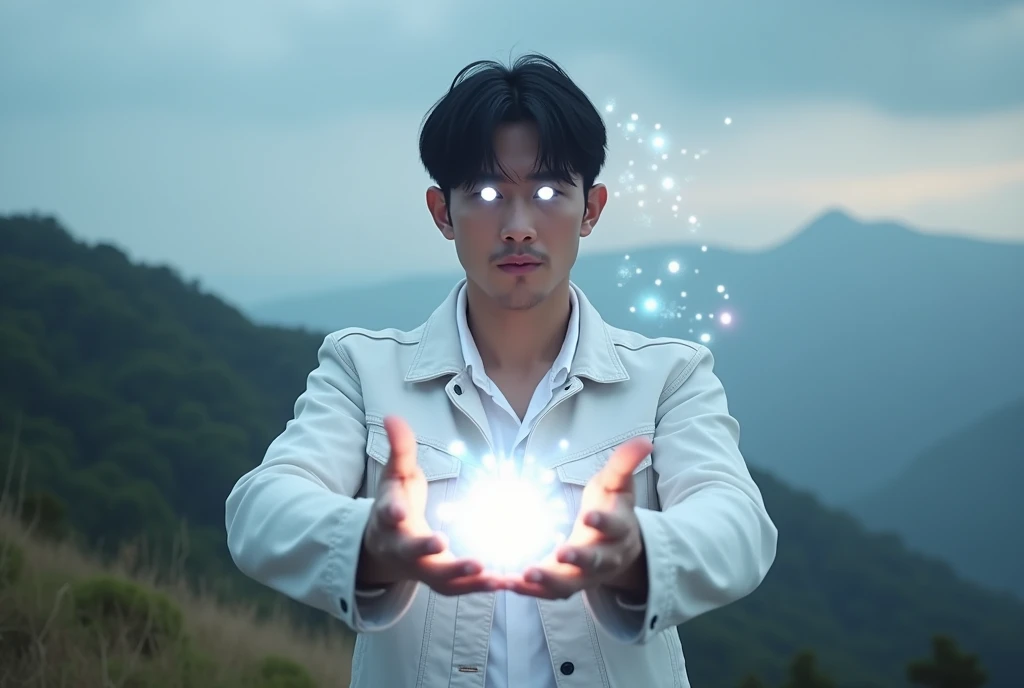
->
[1, 0, 1022, 303]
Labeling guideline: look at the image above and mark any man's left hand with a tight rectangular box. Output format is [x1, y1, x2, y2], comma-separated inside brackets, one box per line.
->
[503, 436, 654, 601]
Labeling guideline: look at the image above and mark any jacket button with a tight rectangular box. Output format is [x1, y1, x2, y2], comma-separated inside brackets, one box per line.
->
[560, 662, 574, 675]
[339, 598, 348, 613]
[453, 384, 463, 395]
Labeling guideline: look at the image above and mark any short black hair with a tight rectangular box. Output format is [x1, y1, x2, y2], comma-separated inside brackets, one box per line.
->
[418, 52, 607, 211]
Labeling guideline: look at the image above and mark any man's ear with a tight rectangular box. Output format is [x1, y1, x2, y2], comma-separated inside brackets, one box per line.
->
[426, 186, 454, 240]
[580, 182, 608, 238]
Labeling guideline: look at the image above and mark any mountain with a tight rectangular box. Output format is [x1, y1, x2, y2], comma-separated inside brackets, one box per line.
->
[247, 209, 1024, 507]
[3, 212, 1024, 687]
[0, 212, 323, 584]
[850, 398, 1024, 599]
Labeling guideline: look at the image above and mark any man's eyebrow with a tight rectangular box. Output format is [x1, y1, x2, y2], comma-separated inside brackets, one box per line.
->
[470, 170, 566, 184]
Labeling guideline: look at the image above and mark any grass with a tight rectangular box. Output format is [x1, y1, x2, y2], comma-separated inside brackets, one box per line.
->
[0, 463, 356, 687]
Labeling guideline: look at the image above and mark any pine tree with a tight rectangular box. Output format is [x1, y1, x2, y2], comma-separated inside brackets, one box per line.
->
[781, 650, 835, 688]
[907, 634, 988, 688]
[737, 673, 766, 688]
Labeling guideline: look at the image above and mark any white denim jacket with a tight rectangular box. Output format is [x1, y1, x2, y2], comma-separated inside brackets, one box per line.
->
[225, 280, 778, 688]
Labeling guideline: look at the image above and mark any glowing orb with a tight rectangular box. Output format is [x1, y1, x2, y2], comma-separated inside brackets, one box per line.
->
[437, 458, 570, 571]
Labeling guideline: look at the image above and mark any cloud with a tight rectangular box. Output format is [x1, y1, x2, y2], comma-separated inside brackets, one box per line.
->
[1, 0, 1021, 118]
[1, 0, 1021, 304]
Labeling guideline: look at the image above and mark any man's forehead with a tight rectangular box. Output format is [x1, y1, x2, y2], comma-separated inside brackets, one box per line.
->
[469, 167, 570, 184]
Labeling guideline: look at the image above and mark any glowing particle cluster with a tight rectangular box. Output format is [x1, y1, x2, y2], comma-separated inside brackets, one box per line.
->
[602, 103, 738, 344]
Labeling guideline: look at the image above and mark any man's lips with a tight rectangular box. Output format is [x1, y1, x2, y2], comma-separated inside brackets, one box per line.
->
[497, 260, 541, 273]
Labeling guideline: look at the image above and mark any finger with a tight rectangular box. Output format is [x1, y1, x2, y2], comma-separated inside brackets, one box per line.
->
[598, 437, 653, 492]
[431, 574, 505, 597]
[382, 415, 418, 478]
[395, 533, 446, 560]
[581, 509, 633, 540]
[507, 568, 579, 600]
[419, 557, 486, 581]
[557, 545, 619, 574]
[373, 486, 408, 527]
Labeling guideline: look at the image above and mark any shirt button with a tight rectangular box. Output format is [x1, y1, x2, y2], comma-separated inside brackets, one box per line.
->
[339, 598, 348, 613]
[453, 384, 463, 395]
[560, 662, 574, 675]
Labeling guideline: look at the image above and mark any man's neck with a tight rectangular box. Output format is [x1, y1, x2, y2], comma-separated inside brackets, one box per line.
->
[465, 281, 572, 377]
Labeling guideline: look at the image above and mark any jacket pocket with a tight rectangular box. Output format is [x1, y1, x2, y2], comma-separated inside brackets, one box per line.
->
[363, 423, 463, 530]
[555, 441, 657, 511]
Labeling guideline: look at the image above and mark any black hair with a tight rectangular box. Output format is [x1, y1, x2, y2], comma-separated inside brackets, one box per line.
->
[418, 52, 608, 215]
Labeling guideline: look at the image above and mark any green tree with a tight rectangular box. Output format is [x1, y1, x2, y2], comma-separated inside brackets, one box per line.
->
[738, 674, 767, 688]
[782, 650, 835, 688]
[907, 635, 988, 688]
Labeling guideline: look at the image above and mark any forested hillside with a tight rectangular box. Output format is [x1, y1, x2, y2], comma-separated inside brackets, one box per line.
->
[2, 213, 1022, 688]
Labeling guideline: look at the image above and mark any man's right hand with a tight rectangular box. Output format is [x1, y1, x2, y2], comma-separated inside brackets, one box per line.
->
[356, 415, 502, 596]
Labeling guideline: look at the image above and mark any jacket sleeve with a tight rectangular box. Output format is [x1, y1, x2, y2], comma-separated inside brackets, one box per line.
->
[583, 344, 778, 643]
[224, 334, 418, 632]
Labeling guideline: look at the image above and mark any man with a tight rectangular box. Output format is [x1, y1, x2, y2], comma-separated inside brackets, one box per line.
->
[225, 53, 778, 687]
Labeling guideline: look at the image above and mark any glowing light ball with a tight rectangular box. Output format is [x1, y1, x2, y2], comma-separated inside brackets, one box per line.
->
[436, 455, 571, 572]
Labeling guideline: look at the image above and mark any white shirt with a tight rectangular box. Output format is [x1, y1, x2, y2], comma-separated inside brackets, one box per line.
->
[455, 282, 579, 688]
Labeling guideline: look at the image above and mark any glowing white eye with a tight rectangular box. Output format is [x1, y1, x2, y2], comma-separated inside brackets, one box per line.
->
[537, 186, 555, 200]
[480, 187, 498, 201]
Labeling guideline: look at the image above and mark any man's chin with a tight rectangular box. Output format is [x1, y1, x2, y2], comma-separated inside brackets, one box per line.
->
[496, 286, 546, 311]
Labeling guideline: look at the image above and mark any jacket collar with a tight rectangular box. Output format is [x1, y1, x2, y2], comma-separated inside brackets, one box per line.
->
[404, 278, 629, 385]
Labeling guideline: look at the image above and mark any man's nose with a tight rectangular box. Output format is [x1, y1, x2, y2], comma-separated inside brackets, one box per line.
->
[499, 200, 537, 243]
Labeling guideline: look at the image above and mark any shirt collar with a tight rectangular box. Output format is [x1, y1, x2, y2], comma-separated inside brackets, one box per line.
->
[455, 282, 580, 391]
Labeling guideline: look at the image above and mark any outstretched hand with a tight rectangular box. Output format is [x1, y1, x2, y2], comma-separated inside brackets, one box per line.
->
[357, 416, 504, 596]
[503, 436, 654, 601]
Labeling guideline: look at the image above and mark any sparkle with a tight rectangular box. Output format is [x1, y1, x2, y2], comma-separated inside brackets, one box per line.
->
[558, 439, 569, 451]
[601, 100, 741, 341]
[720, 312, 733, 325]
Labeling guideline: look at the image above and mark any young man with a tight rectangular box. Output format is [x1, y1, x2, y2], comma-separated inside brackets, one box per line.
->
[225, 54, 778, 687]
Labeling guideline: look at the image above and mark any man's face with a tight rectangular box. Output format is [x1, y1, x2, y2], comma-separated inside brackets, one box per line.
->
[427, 121, 607, 311]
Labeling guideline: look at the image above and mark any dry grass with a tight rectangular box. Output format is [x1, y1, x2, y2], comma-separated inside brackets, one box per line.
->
[0, 447, 355, 687]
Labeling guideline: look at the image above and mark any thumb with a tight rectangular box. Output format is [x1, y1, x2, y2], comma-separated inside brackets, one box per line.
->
[382, 415, 419, 478]
[598, 437, 653, 492]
